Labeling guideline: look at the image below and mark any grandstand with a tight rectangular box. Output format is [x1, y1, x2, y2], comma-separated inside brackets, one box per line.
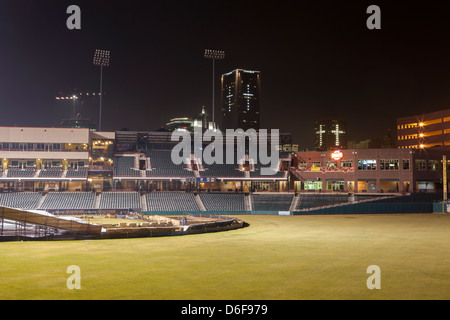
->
[0, 125, 443, 219]
[114, 156, 141, 177]
[0, 190, 417, 214]
[295, 193, 349, 211]
[146, 192, 199, 211]
[99, 192, 141, 210]
[200, 193, 246, 211]
[40, 192, 96, 210]
[0, 192, 41, 209]
[146, 150, 194, 177]
[252, 193, 293, 211]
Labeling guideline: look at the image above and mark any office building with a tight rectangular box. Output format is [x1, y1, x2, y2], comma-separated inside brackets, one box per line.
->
[397, 108, 450, 149]
[221, 69, 261, 131]
[314, 118, 347, 151]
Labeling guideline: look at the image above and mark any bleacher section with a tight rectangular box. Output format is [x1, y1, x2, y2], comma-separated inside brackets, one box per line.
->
[39, 168, 63, 178]
[146, 150, 193, 177]
[200, 193, 245, 211]
[252, 193, 293, 211]
[66, 168, 88, 178]
[40, 192, 96, 210]
[199, 152, 244, 178]
[114, 156, 141, 177]
[7, 168, 36, 178]
[146, 192, 200, 211]
[295, 193, 349, 210]
[248, 155, 286, 178]
[99, 192, 141, 209]
[0, 192, 41, 209]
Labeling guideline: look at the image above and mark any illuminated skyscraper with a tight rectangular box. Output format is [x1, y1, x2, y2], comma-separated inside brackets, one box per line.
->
[314, 119, 347, 151]
[221, 69, 261, 131]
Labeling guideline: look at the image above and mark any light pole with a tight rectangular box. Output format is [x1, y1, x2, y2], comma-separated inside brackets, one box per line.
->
[204, 49, 225, 130]
[93, 49, 110, 131]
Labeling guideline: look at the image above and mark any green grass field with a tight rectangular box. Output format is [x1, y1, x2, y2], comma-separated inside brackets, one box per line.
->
[1, 213, 450, 300]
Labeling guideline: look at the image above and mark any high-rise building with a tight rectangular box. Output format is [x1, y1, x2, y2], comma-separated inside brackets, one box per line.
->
[221, 69, 261, 131]
[314, 119, 347, 151]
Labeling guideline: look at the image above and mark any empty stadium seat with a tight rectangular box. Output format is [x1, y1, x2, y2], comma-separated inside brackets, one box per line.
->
[252, 193, 293, 211]
[99, 192, 141, 209]
[0, 192, 41, 209]
[146, 192, 199, 211]
[114, 156, 141, 177]
[146, 150, 194, 177]
[200, 193, 245, 211]
[40, 192, 96, 210]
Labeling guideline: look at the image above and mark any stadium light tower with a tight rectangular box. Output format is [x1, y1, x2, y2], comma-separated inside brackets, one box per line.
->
[93, 49, 110, 131]
[204, 49, 225, 130]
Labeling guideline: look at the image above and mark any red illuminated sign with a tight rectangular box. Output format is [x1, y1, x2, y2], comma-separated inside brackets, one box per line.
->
[331, 150, 343, 161]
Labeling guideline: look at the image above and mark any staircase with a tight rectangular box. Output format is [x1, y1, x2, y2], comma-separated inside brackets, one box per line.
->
[36, 193, 48, 209]
[289, 194, 299, 211]
[195, 193, 206, 211]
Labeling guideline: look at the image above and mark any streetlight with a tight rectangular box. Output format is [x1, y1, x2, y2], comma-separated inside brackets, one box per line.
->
[93, 49, 110, 131]
[204, 49, 225, 130]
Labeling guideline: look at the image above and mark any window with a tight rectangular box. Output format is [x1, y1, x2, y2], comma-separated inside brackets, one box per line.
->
[326, 161, 338, 169]
[51, 160, 61, 167]
[326, 180, 344, 191]
[428, 160, 439, 171]
[415, 159, 427, 171]
[297, 161, 307, 169]
[304, 180, 322, 190]
[340, 160, 353, 168]
[380, 159, 399, 170]
[311, 161, 321, 168]
[403, 159, 410, 170]
[358, 159, 376, 170]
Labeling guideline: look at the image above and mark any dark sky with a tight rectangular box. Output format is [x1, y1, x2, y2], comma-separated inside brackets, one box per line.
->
[1, 1, 450, 149]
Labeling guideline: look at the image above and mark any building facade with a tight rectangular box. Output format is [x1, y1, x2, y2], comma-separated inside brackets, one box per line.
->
[291, 148, 447, 193]
[314, 118, 347, 151]
[221, 69, 261, 131]
[0, 127, 114, 192]
[397, 108, 450, 149]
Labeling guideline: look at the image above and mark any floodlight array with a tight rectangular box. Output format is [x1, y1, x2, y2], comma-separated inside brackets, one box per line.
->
[204, 49, 225, 60]
[93, 49, 111, 67]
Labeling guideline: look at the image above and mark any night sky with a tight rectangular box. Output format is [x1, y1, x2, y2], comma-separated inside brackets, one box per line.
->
[1, 1, 450, 149]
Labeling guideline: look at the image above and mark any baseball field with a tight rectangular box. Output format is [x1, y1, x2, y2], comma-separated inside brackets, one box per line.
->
[1, 213, 450, 300]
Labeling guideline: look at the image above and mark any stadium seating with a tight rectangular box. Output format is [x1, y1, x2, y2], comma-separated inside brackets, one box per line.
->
[114, 156, 141, 177]
[199, 151, 245, 178]
[200, 193, 245, 211]
[295, 193, 349, 210]
[248, 154, 286, 178]
[66, 167, 88, 178]
[39, 168, 63, 178]
[252, 193, 293, 211]
[146, 150, 194, 177]
[146, 192, 200, 211]
[0, 192, 41, 209]
[40, 192, 96, 210]
[99, 192, 141, 209]
[7, 168, 36, 178]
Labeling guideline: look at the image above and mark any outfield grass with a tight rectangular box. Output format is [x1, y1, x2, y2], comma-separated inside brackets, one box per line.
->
[1, 213, 450, 300]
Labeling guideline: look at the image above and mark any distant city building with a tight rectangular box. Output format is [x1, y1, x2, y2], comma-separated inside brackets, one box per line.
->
[314, 119, 347, 151]
[348, 129, 396, 149]
[221, 69, 261, 131]
[397, 108, 450, 149]
[59, 118, 97, 131]
[164, 106, 214, 132]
